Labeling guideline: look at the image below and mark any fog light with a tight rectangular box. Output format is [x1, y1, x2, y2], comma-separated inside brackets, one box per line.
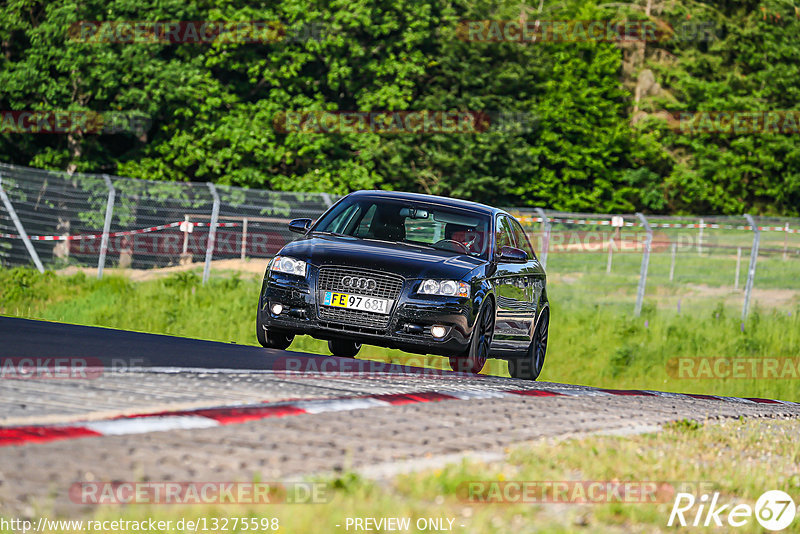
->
[271, 303, 284, 315]
[431, 325, 447, 339]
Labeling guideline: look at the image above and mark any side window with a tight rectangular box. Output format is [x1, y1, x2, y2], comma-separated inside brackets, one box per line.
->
[495, 215, 515, 250]
[511, 219, 535, 259]
[353, 204, 377, 237]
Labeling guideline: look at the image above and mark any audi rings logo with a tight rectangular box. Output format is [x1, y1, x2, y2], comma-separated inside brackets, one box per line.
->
[341, 276, 377, 291]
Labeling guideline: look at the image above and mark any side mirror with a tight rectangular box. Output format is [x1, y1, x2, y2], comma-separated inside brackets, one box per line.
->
[288, 218, 312, 234]
[498, 246, 528, 263]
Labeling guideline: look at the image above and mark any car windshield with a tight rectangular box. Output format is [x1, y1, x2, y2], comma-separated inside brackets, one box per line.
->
[313, 197, 491, 259]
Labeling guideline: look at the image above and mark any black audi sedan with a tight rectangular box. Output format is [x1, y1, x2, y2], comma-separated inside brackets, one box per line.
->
[256, 190, 549, 379]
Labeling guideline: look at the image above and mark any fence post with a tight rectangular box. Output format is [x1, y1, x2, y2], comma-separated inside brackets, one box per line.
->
[97, 174, 115, 279]
[634, 213, 652, 317]
[735, 247, 742, 290]
[606, 237, 614, 274]
[534, 207, 550, 269]
[240, 217, 248, 261]
[741, 214, 760, 323]
[784, 223, 789, 261]
[669, 242, 676, 282]
[697, 217, 704, 255]
[321, 193, 333, 208]
[203, 183, 220, 285]
[181, 215, 190, 257]
[0, 172, 45, 273]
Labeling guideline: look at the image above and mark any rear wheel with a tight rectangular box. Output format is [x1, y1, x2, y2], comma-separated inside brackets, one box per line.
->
[256, 314, 294, 350]
[509, 308, 549, 380]
[449, 300, 494, 374]
[328, 339, 361, 358]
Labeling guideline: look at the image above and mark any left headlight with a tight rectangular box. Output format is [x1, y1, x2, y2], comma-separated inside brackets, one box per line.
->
[271, 256, 307, 277]
[418, 279, 470, 298]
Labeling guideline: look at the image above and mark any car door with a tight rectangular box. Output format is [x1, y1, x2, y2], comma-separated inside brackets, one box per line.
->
[490, 215, 530, 351]
[510, 218, 544, 345]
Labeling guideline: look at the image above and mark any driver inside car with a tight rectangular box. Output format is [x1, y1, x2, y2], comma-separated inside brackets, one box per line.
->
[447, 224, 485, 255]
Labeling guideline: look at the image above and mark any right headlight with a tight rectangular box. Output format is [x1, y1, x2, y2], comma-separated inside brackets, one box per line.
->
[418, 279, 470, 298]
[271, 256, 307, 277]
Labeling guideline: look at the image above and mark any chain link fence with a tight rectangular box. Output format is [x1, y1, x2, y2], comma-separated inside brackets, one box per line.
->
[510, 210, 800, 320]
[2, 162, 798, 318]
[0, 163, 334, 282]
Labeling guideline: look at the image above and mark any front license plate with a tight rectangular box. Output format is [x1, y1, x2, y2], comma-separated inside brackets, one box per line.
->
[323, 292, 392, 315]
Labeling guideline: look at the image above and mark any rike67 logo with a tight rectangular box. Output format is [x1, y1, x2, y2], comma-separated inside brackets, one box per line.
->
[669, 490, 797, 531]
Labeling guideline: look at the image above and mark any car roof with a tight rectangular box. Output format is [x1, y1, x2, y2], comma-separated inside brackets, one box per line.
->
[346, 190, 500, 217]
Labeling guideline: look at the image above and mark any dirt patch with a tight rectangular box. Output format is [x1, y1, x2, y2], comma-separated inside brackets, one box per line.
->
[56, 258, 270, 282]
[683, 283, 800, 309]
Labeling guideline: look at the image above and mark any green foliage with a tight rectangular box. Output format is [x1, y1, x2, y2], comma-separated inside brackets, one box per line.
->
[2, 1, 797, 214]
[664, 418, 703, 432]
[162, 271, 201, 290]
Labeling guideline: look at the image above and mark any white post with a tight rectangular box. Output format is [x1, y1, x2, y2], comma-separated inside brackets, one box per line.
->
[741, 215, 760, 322]
[669, 242, 676, 282]
[240, 217, 248, 261]
[697, 218, 704, 255]
[606, 237, 614, 274]
[634, 213, 653, 317]
[735, 247, 742, 290]
[202, 183, 220, 285]
[0, 173, 45, 272]
[97, 175, 115, 279]
[784, 223, 789, 261]
[182, 214, 190, 255]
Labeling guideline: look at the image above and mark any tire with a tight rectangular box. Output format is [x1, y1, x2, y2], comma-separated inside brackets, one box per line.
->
[509, 307, 549, 380]
[449, 299, 494, 374]
[328, 339, 362, 358]
[256, 313, 294, 350]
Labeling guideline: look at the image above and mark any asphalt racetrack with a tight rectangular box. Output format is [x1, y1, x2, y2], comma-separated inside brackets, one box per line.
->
[1, 316, 798, 515]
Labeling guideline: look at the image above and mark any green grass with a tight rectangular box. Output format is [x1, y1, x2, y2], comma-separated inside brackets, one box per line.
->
[1, 266, 798, 400]
[12, 419, 799, 533]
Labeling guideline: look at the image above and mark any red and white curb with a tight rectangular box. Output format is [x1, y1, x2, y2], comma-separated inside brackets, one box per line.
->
[1, 388, 797, 447]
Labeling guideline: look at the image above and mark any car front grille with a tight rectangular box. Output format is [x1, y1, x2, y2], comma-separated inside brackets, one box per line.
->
[317, 266, 404, 329]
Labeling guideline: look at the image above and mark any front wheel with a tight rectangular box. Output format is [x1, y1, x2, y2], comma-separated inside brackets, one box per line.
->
[328, 339, 361, 358]
[449, 300, 494, 374]
[509, 308, 549, 380]
[256, 315, 294, 350]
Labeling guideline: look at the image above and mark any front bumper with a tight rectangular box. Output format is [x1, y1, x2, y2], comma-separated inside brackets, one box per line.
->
[259, 269, 474, 356]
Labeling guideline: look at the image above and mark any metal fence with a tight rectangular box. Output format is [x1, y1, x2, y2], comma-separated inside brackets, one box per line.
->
[509, 210, 800, 321]
[0, 163, 335, 283]
[1, 162, 798, 319]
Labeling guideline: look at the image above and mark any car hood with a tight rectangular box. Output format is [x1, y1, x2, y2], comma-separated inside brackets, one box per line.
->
[280, 235, 485, 280]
